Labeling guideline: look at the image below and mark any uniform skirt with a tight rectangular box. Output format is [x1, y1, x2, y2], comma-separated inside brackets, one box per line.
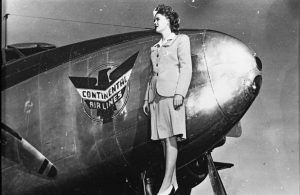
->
[149, 93, 187, 141]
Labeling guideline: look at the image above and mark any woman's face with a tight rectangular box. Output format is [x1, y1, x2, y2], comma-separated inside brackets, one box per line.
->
[153, 13, 170, 34]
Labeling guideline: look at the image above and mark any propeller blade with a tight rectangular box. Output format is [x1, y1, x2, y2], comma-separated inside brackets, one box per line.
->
[206, 152, 227, 195]
[1, 123, 57, 178]
[214, 161, 234, 171]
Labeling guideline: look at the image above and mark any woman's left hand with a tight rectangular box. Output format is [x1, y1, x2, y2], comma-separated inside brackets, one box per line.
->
[173, 94, 184, 110]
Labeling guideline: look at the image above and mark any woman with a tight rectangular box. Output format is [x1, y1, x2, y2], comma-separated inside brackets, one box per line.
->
[143, 4, 192, 195]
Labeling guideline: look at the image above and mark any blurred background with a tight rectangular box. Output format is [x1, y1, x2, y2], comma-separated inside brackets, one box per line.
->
[2, 0, 299, 194]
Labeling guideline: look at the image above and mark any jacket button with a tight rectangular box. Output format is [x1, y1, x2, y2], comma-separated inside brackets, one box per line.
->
[157, 54, 159, 57]
[156, 64, 158, 66]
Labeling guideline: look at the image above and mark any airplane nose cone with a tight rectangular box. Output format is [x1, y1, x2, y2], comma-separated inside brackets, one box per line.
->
[202, 31, 262, 121]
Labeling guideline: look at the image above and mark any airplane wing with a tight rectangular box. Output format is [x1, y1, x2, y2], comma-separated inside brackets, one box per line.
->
[1, 123, 57, 178]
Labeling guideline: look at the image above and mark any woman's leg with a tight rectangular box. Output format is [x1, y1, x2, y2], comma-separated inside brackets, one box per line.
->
[172, 166, 178, 190]
[161, 140, 178, 190]
[158, 136, 178, 193]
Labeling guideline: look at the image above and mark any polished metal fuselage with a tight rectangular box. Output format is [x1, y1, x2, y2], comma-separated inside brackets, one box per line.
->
[1, 30, 261, 194]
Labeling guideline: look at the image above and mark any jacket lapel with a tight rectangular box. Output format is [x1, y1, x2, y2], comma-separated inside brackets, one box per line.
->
[162, 35, 178, 47]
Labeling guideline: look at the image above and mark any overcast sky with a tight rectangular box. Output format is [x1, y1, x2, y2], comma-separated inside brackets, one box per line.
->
[3, 0, 299, 194]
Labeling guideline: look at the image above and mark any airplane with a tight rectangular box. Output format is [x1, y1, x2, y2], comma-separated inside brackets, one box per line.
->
[1, 42, 56, 65]
[1, 29, 262, 195]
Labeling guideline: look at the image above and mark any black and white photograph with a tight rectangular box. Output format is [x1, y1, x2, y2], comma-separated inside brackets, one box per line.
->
[1, 0, 299, 194]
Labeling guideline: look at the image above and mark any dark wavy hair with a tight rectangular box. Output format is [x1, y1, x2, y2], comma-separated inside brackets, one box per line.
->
[154, 4, 180, 34]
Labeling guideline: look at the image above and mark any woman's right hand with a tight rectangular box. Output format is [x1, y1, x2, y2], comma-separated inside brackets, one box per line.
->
[143, 101, 150, 116]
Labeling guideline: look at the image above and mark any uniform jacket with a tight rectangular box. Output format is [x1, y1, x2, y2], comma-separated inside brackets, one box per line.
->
[144, 34, 192, 103]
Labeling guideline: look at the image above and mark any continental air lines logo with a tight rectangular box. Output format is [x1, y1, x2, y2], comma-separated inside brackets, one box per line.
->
[69, 52, 139, 123]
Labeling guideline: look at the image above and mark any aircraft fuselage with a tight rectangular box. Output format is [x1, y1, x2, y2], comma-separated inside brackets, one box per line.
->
[1, 29, 262, 194]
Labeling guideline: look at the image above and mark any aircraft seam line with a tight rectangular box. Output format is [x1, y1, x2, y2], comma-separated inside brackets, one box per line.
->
[202, 30, 231, 122]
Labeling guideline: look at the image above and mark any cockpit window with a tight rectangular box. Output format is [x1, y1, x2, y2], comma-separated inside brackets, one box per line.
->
[5, 48, 23, 62]
[1, 42, 56, 66]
